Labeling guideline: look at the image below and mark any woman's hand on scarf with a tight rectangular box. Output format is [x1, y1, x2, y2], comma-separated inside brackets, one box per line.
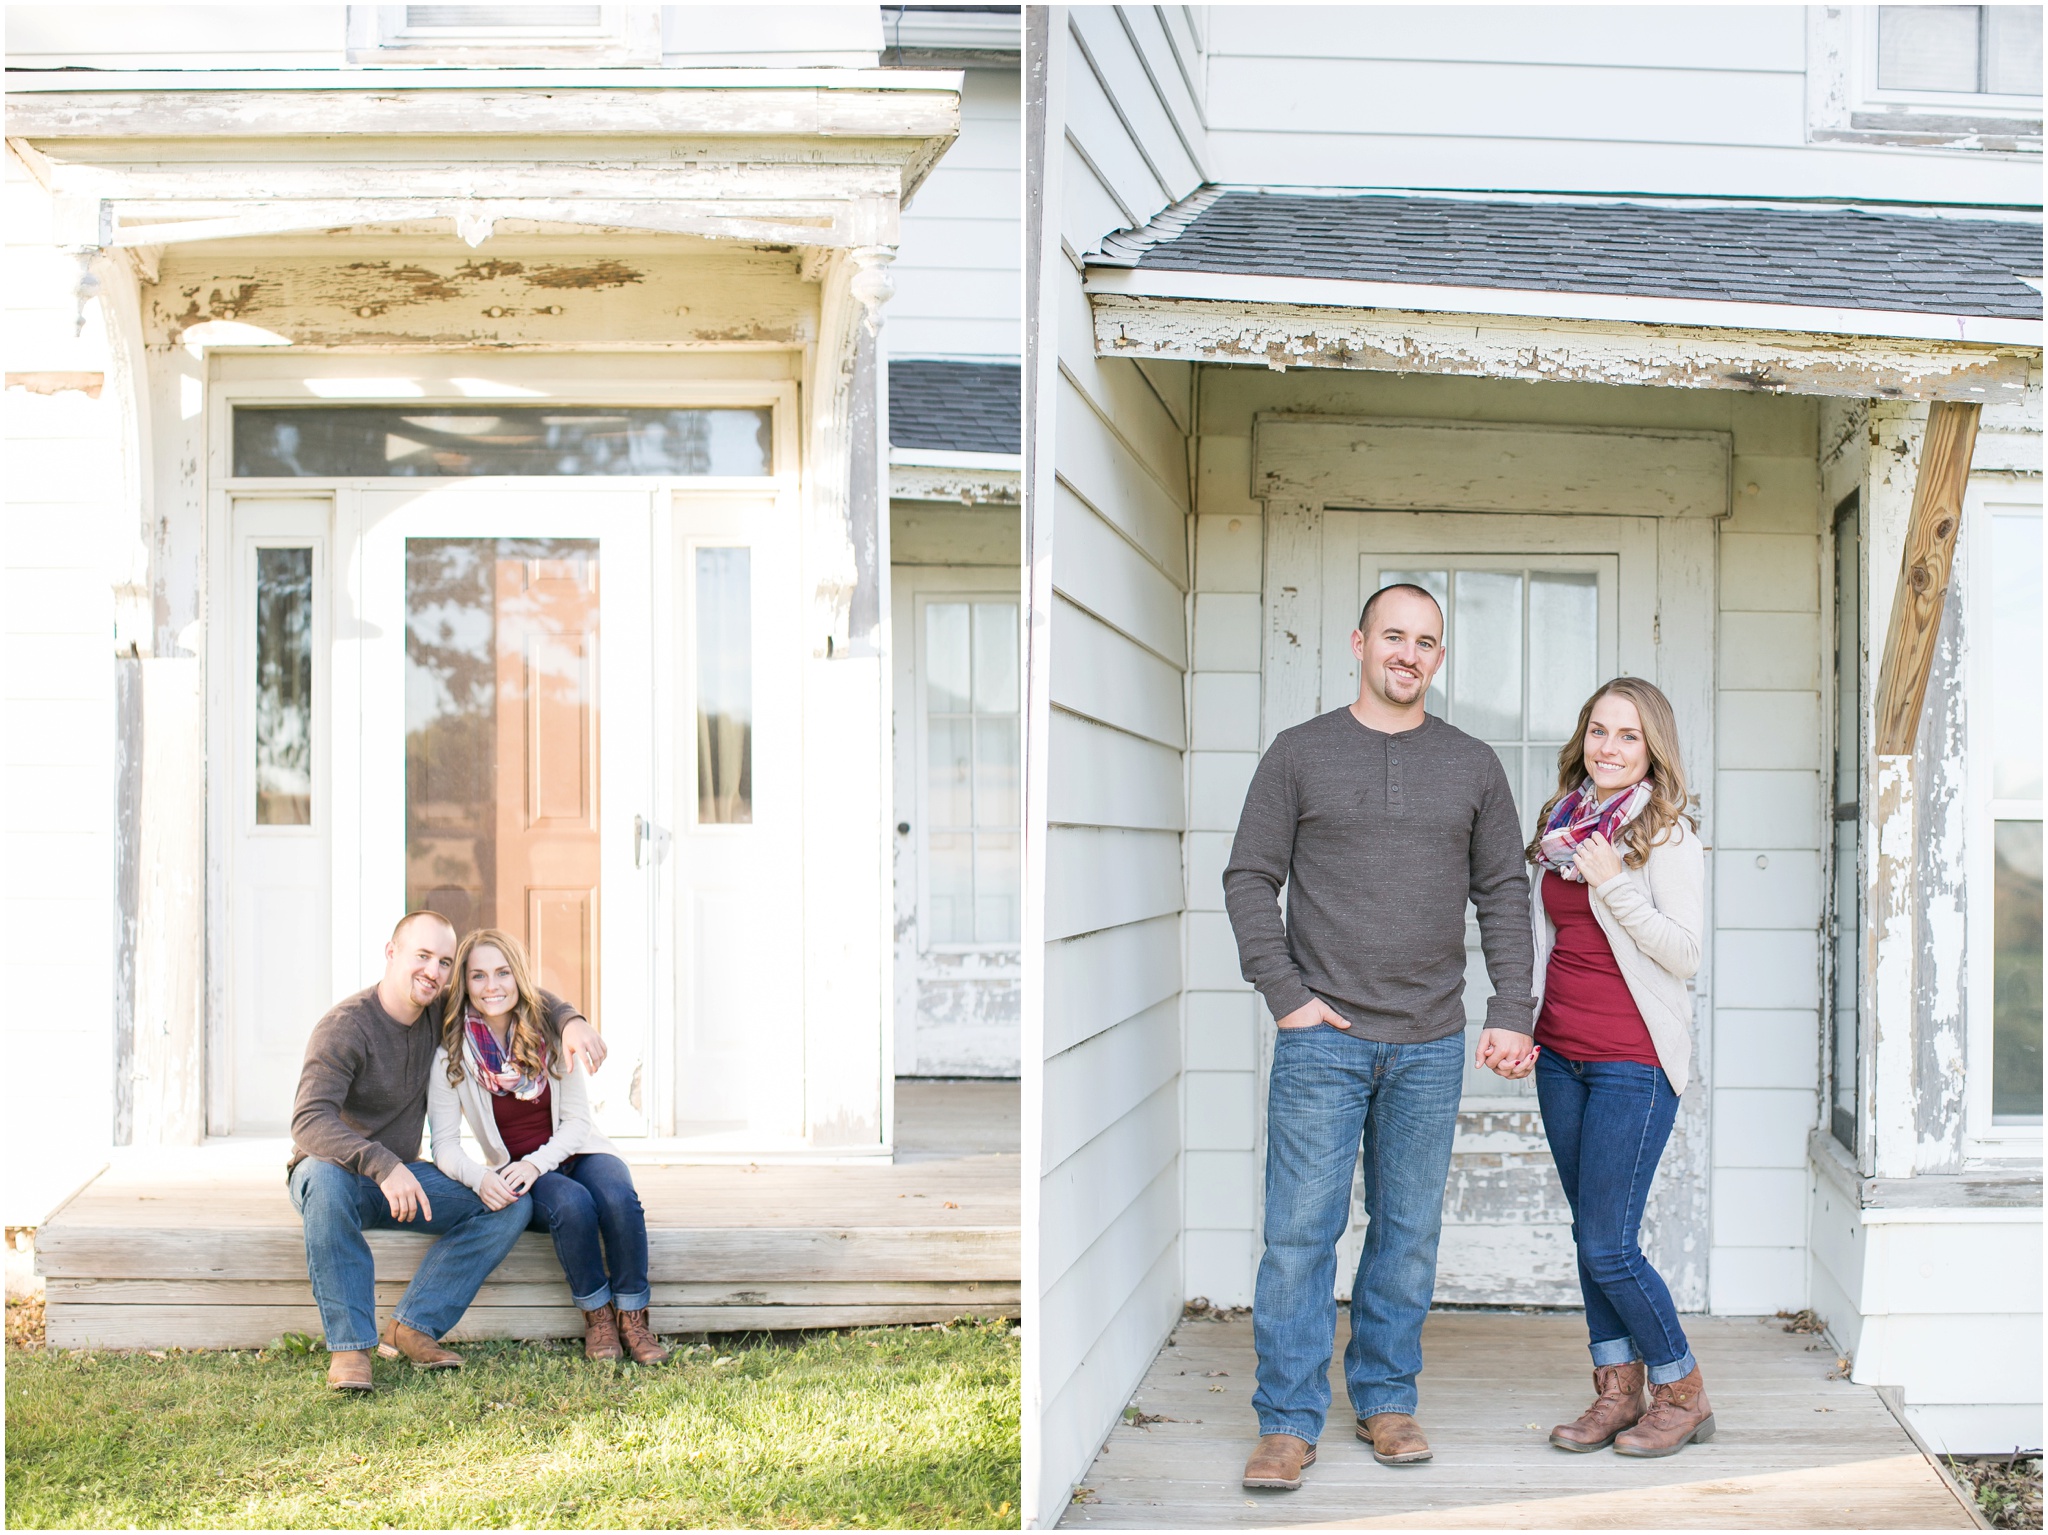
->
[1573, 831, 1626, 887]
[477, 1168, 520, 1211]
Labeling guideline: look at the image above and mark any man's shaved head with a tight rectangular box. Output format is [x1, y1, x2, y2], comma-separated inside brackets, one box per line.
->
[391, 910, 457, 947]
[1358, 582, 1444, 638]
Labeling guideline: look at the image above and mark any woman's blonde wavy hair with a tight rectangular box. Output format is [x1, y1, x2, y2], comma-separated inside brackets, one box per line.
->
[1525, 676, 1697, 871]
[441, 928, 565, 1088]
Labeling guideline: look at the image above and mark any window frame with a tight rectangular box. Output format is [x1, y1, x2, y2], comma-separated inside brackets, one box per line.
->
[1824, 489, 1867, 1158]
[1964, 477, 2045, 1159]
[912, 587, 1022, 955]
[345, 4, 660, 66]
[1806, 5, 2043, 152]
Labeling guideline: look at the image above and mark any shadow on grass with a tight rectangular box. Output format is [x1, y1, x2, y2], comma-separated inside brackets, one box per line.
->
[5, 1323, 1021, 1530]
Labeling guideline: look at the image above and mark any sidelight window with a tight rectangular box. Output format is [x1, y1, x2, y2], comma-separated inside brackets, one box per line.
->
[255, 546, 316, 826]
[694, 547, 753, 826]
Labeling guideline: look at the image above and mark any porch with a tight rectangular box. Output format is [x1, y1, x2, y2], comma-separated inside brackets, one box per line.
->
[35, 1080, 1019, 1351]
[1059, 1312, 1980, 1530]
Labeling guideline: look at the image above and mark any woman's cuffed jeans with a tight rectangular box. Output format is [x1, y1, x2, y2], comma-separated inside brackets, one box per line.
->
[1253, 1026, 1465, 1442]
[288, 1157, 531, 1352]
[1534, 1050, 1697, 1385]
[526, 1153, 652, 1313]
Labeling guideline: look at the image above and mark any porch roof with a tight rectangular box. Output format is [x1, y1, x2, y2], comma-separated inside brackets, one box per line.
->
[888, 358, 1020, 456]
[1094, 189, 2043, 322]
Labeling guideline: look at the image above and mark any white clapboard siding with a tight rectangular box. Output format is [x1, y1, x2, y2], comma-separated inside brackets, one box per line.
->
[1035, 11, 1208, 1522]
[2, 150, 121, 1227]
[1194, 6, 2036, 204]
[892, 67, 1021, 360]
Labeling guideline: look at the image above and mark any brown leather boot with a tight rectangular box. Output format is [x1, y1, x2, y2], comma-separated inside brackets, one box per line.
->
[376, 1318, 462, 1370]
[326, 1348, 374, 1392]
[1356, 1411, 1433, 1464]
[615, 1307, 671, 1365]
[1242, 1432, 1316, 1489]
[1550, 1362, 1648, 1451]
[1613, 1365, 1715, 1457]
[583, 1304, 623, 1361]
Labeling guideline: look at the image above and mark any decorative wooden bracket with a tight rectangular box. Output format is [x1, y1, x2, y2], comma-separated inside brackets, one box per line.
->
[1873, 400, 1981, 755]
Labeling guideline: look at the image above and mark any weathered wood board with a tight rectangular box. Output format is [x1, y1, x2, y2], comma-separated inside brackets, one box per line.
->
[1058, 1312, 1976, 1530]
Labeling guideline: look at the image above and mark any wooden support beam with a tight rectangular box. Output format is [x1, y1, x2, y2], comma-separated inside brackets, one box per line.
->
[1873, 400, 1981, 755]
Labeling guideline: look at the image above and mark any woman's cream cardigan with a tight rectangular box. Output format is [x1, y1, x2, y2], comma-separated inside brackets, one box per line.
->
[1529, 819, 1705, 1094]
[427, 1041, 619, 1193]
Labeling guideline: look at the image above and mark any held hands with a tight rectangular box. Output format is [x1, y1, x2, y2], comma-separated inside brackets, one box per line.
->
[562, 1016, 607, 1074]
[1476, 1027, 1539, 1080]
[379, 1162, 433, 1223]
[501, 1160, 541, 1196]
[1572, 831, 1626, 888]
[1276, 996, 1351, 1031]
[476, 1168, 520, 1211]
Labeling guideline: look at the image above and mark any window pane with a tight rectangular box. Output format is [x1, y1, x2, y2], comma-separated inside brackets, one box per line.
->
[1831, 498, 1864, 1149]
[1878, 6, 1983, 91]
[928, 717, 973, 828]
[1487, 745, 1521, 826]
[1993, 820, 2043, 1122]
[926, 603, 971, 712]
[1991, 512, 2043, 800]
[1452, 570, 1523, 740]
[975, 717, 1020, 828]
[406, 537, 601, 1017]
[928, 832, 973, 944]
[234, 406, 772, 478]
[972, 602, 1019, 713]
[1528, 571, 1599, 741]
[408, 4, 601, 26]
[255, 547, 313, 825]
[695, 548, 752, 825]
[1985, 5, 2043, 94]
[975, 832, 1020, 944]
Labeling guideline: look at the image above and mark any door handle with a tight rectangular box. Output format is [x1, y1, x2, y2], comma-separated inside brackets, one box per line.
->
[633, 815, 671, 869]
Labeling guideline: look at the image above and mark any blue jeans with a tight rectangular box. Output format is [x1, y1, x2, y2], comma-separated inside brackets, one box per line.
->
[288, 1157, 531, 1352]
[1535, 1051, 1696, 1385]
[526, 1153, 652, 1313]
[1253, 1026, 1465, 1441]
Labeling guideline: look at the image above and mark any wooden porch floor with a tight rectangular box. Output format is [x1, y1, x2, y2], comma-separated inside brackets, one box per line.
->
[38, 1080, 1019, 1350]
[1061, 1312, 1978, 1530]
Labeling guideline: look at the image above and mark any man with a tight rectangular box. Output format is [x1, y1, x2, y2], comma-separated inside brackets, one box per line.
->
[288, 910, 608, 1391]
[1224, 583, 1536, 1490]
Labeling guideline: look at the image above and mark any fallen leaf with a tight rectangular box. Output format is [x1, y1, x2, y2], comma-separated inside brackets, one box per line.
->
[943, 1201, 960, 1209]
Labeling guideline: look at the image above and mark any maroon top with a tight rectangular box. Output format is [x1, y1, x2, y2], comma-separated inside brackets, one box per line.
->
[490, 1079, 555, 1161]
[1535, 871, 1660, 1068]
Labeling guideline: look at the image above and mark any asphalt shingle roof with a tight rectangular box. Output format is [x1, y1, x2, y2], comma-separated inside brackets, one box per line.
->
[889, 359, 1020, 456]
[1101, 191, 2043, 321]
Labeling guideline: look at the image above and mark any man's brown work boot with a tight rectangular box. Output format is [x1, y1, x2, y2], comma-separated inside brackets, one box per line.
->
[583, 1304, 623, 1361]
[615, 1308, 671, 1365]
[326, 1348, 374, 1392]
[1550, 1362, 1649, 1451]
[1613, 1365, 1715, 1457]
[376, 1318, 462, 1370]
[1242, 1432, 1317, 1489]
[1356, 1411, 1432, 1463]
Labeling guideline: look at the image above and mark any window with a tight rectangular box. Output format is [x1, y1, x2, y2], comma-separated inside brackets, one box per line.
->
[1808, 6, 2042, 151]
[1828, 493, 1865, 1153]
[255, 546, 315, 826]
[233, 406, 772, 479]
[694, 548, 752, 827]
[921, 598, 1020, 946]
[1972, 489, 2043, 1136]
[346, 3, 659, 64]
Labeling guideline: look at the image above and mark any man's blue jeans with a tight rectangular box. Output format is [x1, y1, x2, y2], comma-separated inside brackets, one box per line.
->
[1534, 1050, 1696, 1385]
[288, 1157, 531, 1352]
[1253, 1025, 1465, 1442]
[526, 1153, 652, 1313]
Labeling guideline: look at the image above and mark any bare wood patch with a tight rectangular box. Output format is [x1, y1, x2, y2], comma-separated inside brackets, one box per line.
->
[1873, 402, 1981, 755]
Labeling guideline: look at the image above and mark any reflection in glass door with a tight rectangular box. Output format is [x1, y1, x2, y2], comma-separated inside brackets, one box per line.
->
[404, 537, 602, 1023]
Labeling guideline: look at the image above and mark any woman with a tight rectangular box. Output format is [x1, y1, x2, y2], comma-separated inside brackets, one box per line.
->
[1509, 677, 1709, 1457]
[428, 929, 669, 1365]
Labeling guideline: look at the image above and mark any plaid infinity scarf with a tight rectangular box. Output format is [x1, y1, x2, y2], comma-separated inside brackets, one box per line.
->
[1536, 779, 1654, 882]
[464, 1005, 549, 1100]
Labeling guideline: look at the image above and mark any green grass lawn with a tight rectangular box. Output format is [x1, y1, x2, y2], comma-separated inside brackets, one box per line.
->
[5, 1320, 1020, 1530]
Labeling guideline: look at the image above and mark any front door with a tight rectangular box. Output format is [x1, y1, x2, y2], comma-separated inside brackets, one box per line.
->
[1314, 510, 1708, 1307]
[360, 485, 654, 1134]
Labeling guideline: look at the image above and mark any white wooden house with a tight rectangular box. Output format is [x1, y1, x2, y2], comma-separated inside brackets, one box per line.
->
[3, 2, 1019, 1236]
[1024, 5, 2042, 1520]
